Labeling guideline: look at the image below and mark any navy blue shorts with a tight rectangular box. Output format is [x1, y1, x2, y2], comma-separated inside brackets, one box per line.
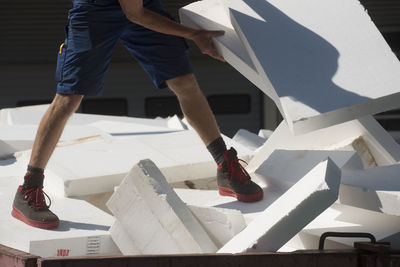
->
[56, 0, 194, 96]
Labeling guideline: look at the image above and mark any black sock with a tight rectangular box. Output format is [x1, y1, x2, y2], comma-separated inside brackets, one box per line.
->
[23, 165, 45, 188]
[207, 137, 227, 165]
[27, 165, 44, 175]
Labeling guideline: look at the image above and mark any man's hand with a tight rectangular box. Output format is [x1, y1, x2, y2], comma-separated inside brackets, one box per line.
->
[190, 30, 225, 62]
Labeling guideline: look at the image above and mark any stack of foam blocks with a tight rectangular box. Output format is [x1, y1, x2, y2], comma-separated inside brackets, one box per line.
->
[1, 0, 400, 258]
[0, 105, 252, 256]
[179, 0, 400, 252]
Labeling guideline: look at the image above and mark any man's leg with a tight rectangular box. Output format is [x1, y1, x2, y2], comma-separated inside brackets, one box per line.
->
[167, 73, 220, 146]
[118, 0, 262, 202]
[12, 94, 83, 229]
[167, 73, 263, 202]
[12, 0, 125, 229]
[29, 94, 83, 169]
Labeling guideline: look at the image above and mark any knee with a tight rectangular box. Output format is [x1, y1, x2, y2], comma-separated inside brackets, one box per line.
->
[167, 73, 202, 99]
[50, 94, 83, 117]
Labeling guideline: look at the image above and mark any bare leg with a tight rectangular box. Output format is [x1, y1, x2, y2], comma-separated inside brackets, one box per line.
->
[29, 94, 83, 169]
[166, 73, 220, 146]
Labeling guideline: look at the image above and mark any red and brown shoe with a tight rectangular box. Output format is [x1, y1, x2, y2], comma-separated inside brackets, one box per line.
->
[11, 174, 59, 229]
[217, 148, 263, 202]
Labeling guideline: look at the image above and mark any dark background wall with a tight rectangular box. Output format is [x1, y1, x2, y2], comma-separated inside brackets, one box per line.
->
[0, 0, 399, 137]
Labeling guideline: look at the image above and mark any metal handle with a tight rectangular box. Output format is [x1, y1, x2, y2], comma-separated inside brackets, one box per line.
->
[319, 232, 376, 250]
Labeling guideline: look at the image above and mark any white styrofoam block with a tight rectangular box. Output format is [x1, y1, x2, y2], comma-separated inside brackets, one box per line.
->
[181, 117, 194, 131]
[46, 137, 171, 197]
[281, 231, 352, 252]
[0, 151, 31, 180]
[0, 124, 112, 157]
[341, 151, 365, 171]
[71, 113, 170, 127]
[254, 148, 400, 216]
[356, 117, 400, 166]
[79, 192, 113, 214]
[339, 184, 400, 216]
[175, 187, 400, 251]
[174, 185, 289, 226]
[389, 131, 400, 145]
[254, 149, 355, 188]
[258, 129, 273, 139]
[232, 129, 267, 151]
[247, 116, 400, 172]
[277, 244, 302, 253]
[109, 220, 141, 255]
[0, 105, 48, 125]
[351, 137, 377, 168]
[0, 140, 16, 158]
[0, 125, 34, 155]
[107, 160, 217, 254]
[134, 132, 254, 182]
[341, 164, 400, 190]
[283, 203, 400, 250]
[187, 204, 246, 248]
[302, 203, 400, 249]
[0, 105, 169, 127]
[174, 188, 235, 207]
[167, 115, 189, 130]
[218, 158, 341, 253]
[108, 176, 184, 254]
[174, 156, 399, 219]
[169, 176, 218, 190]
[87, 120, 179, 138]
[0, 176, 120, 258]
[179, 0, 264, 90]
[224, 0, 400, 134]
[46, 130, 253, 197]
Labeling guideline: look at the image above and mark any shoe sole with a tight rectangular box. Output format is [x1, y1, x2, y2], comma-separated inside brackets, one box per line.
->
[11, 206, 59, 229]
[218, 186, 263, 202]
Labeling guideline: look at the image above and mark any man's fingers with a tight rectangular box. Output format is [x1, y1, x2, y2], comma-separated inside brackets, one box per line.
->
[206, 49, 225, 62]
[210, 30, 225, 38]
[192, 29, 226, 62]
[214, 54, 226, 62]
[210, 49, 225, 62]
[208, 34, 225, 62]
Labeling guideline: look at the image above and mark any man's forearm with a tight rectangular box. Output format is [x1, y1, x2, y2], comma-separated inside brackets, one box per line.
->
[118, 0, 225, 61]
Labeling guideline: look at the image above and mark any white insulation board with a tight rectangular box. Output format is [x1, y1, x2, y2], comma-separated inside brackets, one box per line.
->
[181, 0, 400, 134]
[247, 116, 400, 173]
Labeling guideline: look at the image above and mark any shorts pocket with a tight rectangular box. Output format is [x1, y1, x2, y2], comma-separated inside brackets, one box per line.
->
[55, 26, 69, 83]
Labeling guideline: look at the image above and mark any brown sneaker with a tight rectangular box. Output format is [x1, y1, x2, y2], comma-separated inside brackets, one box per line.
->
[217, 148, 263, 202]
[11, 173, 59, 229]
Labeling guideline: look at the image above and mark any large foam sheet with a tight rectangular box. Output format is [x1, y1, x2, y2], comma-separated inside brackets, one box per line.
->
[228, 0, 400, 133]
[181, 0, 400, 134]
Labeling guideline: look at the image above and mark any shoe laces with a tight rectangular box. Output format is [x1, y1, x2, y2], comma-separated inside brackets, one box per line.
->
[23, 186, 51, 210]
[227, 158, 251, 183]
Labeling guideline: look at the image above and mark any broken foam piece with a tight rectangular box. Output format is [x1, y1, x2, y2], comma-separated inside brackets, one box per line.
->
[107, 160, 217, 254]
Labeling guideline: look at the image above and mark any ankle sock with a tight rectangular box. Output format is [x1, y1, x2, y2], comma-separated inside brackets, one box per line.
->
[206, 137, 227, 165]
[23, 165, 45, 188]
[27, 165, 44, 175]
